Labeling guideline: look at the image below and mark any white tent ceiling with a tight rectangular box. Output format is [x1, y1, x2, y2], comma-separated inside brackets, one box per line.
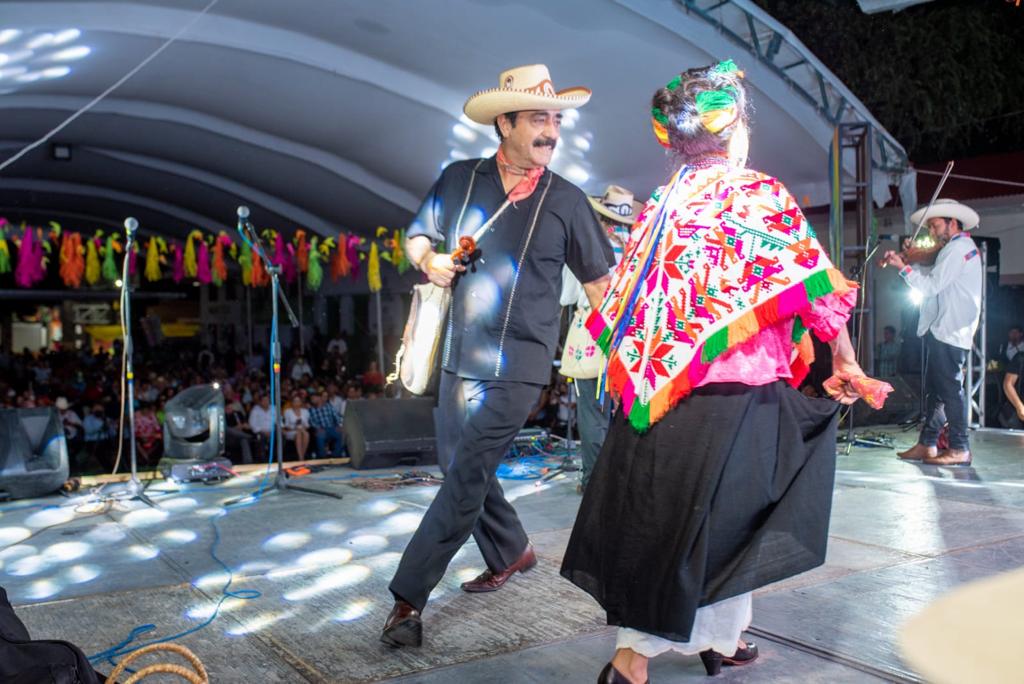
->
[0, 0, 905, 241]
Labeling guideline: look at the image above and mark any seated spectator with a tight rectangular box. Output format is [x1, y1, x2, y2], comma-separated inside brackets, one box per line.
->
[249, 394, 273, 442]
[326, 333, 349, 357]
[1000, 348, 1024, 429]
[134, 402, 162, 465]
[309, 391, 344, 458]
[83, 404, 113, 471]
[225, 393, 255, 465]
[327, 382, 346, 418]
[283, 394, 311, 460]
[56, 397, 84, 473]
[362, 360, 384, 392]
[876, 325, 900, 377]
[290, 356, 313, 381]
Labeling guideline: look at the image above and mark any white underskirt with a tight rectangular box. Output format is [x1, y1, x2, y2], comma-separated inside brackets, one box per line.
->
[615, 592, 752, 658]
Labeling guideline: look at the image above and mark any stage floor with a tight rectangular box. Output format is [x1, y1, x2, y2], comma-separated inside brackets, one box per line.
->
[2, 425, 1023, 682]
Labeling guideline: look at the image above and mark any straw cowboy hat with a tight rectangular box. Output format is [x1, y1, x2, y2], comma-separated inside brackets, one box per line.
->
[910, 198, 979, 230]
[589, 185, 643, 226]
[463, 64, 591, 125]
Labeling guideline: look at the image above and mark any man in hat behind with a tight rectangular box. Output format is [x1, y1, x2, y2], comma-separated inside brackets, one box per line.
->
[381, 64, 614, 648]
[560, 185, 642, 493]
[884, 199, 983, 466]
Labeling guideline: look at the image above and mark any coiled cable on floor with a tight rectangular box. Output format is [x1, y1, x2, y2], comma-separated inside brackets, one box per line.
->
[105, 643, 208, 684]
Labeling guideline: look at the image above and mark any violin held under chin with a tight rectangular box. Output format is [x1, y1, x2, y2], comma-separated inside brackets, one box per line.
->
[880, 237, 945, 269]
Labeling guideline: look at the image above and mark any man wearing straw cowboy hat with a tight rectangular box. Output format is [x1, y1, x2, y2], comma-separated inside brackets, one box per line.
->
[381, 64, 615, 648]
[560, 185, 642, 494]
[883, 198, 983, 466]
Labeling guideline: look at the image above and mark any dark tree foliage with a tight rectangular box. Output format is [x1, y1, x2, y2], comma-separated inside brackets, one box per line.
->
[753, 0, 1024, 163]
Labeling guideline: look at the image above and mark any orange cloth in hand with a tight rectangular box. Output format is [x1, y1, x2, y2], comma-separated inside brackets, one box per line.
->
[823, 372, 894, 410]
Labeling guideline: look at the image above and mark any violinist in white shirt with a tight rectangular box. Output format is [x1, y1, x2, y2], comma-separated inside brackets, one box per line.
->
[884, 199, 982, 466]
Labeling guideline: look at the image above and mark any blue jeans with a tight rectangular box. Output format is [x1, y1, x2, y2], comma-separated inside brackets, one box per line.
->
[315, 426, 344, 458]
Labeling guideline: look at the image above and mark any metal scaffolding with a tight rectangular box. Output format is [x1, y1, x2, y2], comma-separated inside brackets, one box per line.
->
[830, 122, 876, 376]
[966, 242, 988, 428]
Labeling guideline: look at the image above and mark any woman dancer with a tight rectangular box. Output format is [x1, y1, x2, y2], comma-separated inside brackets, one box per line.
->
[561, 60, 889, 682]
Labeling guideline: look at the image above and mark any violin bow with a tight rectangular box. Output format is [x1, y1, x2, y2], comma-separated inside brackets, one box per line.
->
[908, 160, 954, 245]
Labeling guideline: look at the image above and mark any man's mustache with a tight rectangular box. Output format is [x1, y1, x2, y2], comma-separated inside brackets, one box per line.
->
[533, 137, 557, 149]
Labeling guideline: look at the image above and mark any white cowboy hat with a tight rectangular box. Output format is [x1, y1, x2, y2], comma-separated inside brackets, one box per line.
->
[909, 198, 979, 231]
[588, 185, 642, 226]
[463, 64, 591, 125]
[56, 397, 69, 410]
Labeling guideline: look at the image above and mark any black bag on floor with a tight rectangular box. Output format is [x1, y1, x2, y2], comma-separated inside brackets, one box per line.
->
[0, 586, 103, 684]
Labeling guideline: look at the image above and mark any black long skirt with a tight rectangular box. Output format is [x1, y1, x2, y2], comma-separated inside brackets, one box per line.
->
[560, 381, 840, 642]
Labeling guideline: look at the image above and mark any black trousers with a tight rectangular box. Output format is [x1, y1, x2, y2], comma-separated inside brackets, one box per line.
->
[919, 333, 970, 451]
[389, 371, 541, 611]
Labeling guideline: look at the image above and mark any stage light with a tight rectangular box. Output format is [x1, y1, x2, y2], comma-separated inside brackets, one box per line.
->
[50, 45, 90, 61]
[0, 526, 31, 545]
[296, 548, 352, 568]
[42, 66, 70, 79]
[114, 278, 123, 287]
[262, 531, 311, 551]
[160, 529, 198, 544]
[126, 544, 159, 560]
[65, 564, 101, 584]
[452, 123, 477, 142]
[26, 33, 55, 50]
[41, 541, 90, 562]
[366, 499, 399, 516]
[7, 554, 49, 576]
[52, 29, 81, 45]
[314, 520, 347, 535]
[565, 164, 589, 185]
[909, 289, 923, 306]
[346, 534, 388, 552]
[573, 135, 591, 152]
[212, 382, 221, 390]
[335, 599, 371, 622]
[226, 611, 292, 636]
[283, 565, 371, 601]
[27, 579, 62, 600]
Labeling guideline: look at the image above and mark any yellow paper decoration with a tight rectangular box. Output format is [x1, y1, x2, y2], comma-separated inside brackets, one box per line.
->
[367, 242, 382, 292]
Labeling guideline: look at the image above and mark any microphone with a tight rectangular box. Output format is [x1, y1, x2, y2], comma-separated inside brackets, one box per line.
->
[237, 205, 250, 222]
[124, 217, 138, 236]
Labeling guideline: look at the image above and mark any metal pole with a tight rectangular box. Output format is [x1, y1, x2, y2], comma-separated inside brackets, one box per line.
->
[121, 224, 156, 507]
[375, 290, 385, 382]
[246, 285, 253, 359]
[297, 274, 305, 356]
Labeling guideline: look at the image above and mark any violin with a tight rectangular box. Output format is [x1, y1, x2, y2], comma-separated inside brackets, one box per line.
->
[879, 160, 954, 270]
[451, 235, 477, 265]
[879, 237, 943, 268]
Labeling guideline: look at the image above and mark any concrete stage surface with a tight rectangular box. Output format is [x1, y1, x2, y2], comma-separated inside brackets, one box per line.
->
[2, 426, 1022, 682]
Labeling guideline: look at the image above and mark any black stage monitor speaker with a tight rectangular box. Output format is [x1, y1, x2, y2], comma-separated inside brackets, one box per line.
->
[344, 398, 436, 470]
[853, 374, 920, 425]
[0, 408, 69, 500]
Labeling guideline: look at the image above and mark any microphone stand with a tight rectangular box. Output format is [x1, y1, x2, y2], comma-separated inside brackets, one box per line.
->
[227, 208, 341, 503]
[120, 217, 158, 508]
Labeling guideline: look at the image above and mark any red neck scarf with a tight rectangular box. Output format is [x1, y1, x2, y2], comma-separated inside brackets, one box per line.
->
[496, 146, 545, 203]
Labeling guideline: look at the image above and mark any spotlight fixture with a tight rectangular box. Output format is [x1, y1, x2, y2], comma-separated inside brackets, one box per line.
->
[50, 143, 71, 161]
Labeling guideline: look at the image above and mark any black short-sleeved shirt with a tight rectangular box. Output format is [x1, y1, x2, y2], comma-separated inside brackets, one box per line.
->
[407, 156, 614, 385]
[1008, 353, 1024, 379]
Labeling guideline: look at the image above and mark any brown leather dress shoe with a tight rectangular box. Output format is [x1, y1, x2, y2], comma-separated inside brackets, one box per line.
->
[897, 444, 937, 461]
[461, 544, 537, 593]
[380, 599, 422, 648]
[923, 449, 972, 467]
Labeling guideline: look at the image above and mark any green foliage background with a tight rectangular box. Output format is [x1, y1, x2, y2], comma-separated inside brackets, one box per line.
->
[753, 0, 1024, 163]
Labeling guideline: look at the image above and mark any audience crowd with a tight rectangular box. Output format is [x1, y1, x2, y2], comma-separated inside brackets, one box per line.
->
[0, 331, 380, 475]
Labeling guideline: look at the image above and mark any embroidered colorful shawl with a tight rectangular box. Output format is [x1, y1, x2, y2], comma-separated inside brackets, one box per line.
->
[588, 163, 855, 432]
